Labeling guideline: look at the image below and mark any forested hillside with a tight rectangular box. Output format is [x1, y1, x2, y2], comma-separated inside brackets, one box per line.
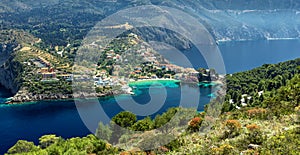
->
[1, 0, 300, 47]
[224, 58, 300, 112]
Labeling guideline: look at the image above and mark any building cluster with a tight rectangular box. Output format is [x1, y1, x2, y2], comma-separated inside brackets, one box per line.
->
[106, 50, 122, 62]
[94, 70, 119, 87]
[30, 56, 74, 82]
[88, 33, 222, 92]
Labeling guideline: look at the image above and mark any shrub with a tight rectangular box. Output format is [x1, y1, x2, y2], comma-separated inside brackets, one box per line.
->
[241, 149, 259, 155]
[132, 116, 154, 131]
[225, 120, 241, 131]
[112, 111, 137, 128]
[247, 108, 268, 119]
[260, 129, 300, 154]
[246, 124, 264, 145]
[138, 134, 180, 153]
[211, 144, 236, 155]
[246, 124, 260, 131]
[39, 135, 60, 149]
[7, 140, 40, 154]
[223, 120, 241, 138]
[188, 117, 203, 132]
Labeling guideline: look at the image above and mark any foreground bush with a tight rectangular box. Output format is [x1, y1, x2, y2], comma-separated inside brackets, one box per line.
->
[6, 135, 119, 155]
[223, 120, 242, 138]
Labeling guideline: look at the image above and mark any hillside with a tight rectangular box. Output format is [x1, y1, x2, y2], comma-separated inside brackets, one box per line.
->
[5, 58, 300, 155]
[1, 0, 300, 46]
[0, 29, 210, 103]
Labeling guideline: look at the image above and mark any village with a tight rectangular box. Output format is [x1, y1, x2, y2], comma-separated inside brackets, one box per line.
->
[16, 32, 221, 100]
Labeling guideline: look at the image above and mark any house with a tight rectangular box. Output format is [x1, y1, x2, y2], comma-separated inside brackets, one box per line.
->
[95, 80, 105, 86]
[58, 74, 73, 81]
[42, 72, 57, 79]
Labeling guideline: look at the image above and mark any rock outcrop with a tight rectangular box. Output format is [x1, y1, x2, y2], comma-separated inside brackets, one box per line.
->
[0, 55, 23, 94]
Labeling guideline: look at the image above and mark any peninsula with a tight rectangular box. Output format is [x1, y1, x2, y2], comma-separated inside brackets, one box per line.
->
[0, 30, 223, 104]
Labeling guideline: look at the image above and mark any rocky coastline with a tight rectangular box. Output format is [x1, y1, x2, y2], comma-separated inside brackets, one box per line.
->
[5, 78, 226, 104]
[6, 89, 130, 104]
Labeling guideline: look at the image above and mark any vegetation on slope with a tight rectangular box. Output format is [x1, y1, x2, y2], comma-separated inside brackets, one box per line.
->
[223, 58, 300, 113]
[6, 58, 300, 154]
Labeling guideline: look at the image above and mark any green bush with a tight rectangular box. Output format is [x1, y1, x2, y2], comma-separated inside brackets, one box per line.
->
[259, 129, 300, 154]
[112, 111, 137, 128]
[245, 124, 265, 145]
[7, 140, 40, 154]
[132, 116, 154, 131]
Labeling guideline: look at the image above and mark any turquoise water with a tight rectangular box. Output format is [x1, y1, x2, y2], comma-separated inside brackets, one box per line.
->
[129, 80, 181, 95]
[198, 82, 218, 87]
[129, 80, 180, 88]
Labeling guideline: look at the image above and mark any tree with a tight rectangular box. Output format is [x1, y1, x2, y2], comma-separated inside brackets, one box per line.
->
[132, 116, 154, 131]
[112, 111, 137, 128]
[39, 135, 60, 149]
[154, 108, 178, 133]
[7, 140, 39, 154]
[96, 122, 112, 142]
[110, 111, 137, 144]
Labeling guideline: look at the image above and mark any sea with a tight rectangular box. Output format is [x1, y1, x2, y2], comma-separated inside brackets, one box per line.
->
[0, 39, 299, 153]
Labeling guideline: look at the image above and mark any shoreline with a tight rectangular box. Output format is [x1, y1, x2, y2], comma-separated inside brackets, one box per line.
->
[4, 79, 224, 105]
[5, 90, 129, 105]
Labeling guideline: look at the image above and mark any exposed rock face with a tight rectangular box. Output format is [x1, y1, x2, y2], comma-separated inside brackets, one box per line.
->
[0, 30, 36, 97]
[0, 41, 23, 94]
[0, 42, 18, 65]
[0, 56, 23, 94]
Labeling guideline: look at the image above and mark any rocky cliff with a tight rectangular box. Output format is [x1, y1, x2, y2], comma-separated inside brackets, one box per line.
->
[0, 30, 36, 95]
[0, 50, 23, 94]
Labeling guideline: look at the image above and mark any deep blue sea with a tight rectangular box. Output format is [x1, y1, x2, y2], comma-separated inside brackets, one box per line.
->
[0, 39, 300, 153]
